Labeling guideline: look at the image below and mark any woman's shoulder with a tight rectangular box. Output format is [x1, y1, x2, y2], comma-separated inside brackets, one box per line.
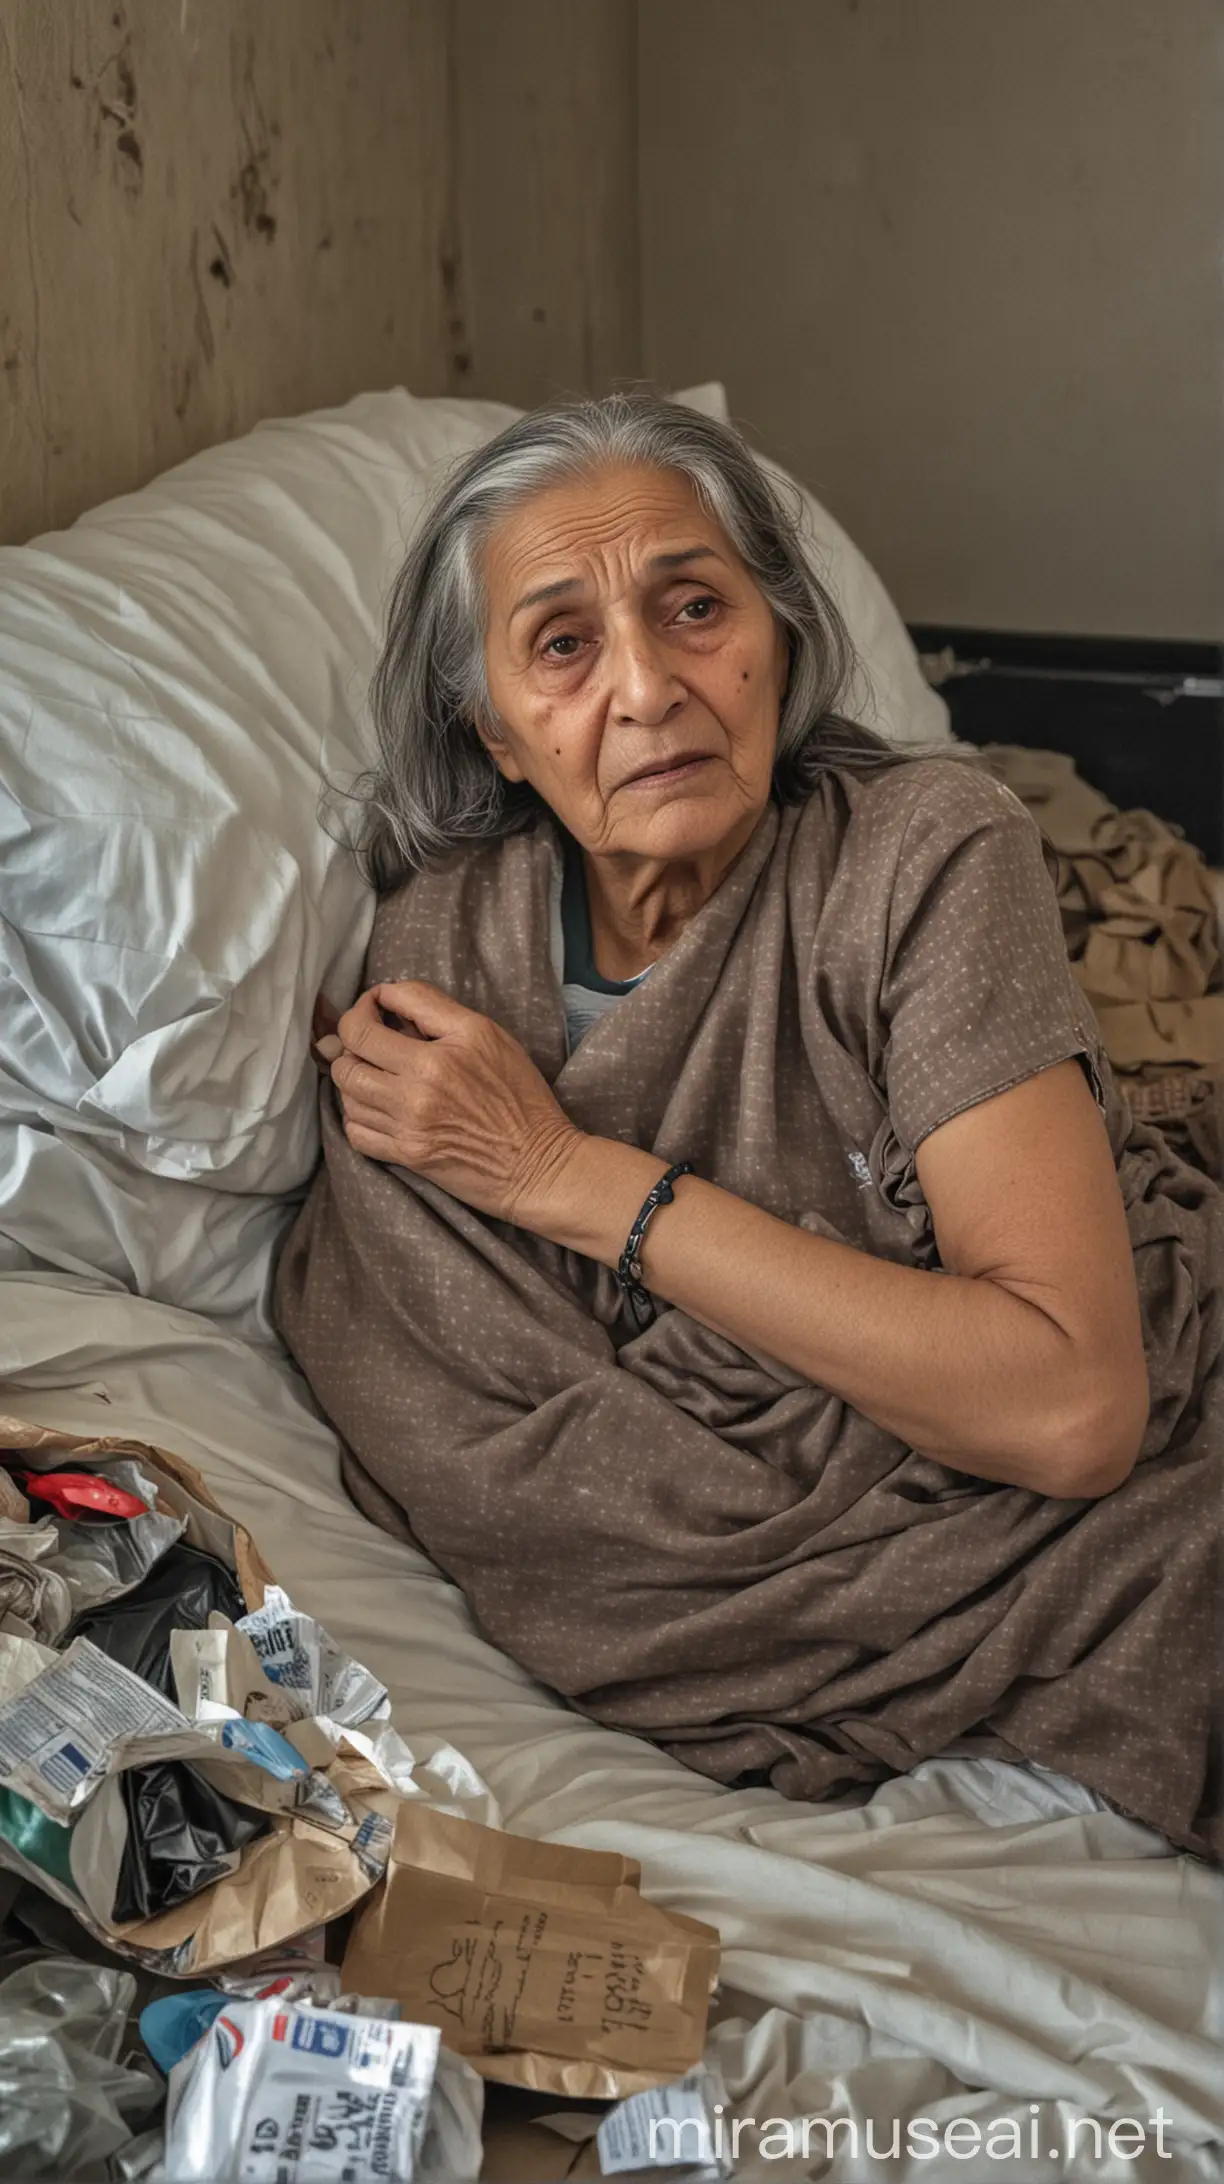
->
[835, 751, 1032, 836]
[785, 755, 1058, 969]
[803, 753, 1040, 886]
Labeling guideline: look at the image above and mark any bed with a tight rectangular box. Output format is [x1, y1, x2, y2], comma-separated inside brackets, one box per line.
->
[1, 386, 1220, 2182]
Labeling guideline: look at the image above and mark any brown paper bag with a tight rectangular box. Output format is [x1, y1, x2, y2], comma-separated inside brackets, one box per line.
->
[342, 1804, 720, 2100]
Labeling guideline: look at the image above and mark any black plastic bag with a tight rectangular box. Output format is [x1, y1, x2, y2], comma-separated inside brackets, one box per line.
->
[110, 1763, 266, 1925]
[65, 1541, 245, 1697]
[65, 1542, 266, 1921]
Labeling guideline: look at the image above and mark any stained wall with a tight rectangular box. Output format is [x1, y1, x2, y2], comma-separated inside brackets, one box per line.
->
[0, 0, 640, 543]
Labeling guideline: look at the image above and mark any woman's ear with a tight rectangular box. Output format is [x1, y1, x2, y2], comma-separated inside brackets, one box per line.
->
[474, 711, 527, 784]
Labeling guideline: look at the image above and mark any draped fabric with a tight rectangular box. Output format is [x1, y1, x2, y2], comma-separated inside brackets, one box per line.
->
[983, 744, 1223, 1179]
[277, 761, 1223, 1860]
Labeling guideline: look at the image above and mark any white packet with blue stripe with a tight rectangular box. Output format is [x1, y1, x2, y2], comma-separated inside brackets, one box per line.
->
[159, 1995, 441, 2182]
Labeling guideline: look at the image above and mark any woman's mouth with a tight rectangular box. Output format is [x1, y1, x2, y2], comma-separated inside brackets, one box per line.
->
[621, 754, 715, 791]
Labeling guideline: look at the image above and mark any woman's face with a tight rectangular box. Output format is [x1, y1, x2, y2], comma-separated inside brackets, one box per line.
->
[479, 464, 789, 864]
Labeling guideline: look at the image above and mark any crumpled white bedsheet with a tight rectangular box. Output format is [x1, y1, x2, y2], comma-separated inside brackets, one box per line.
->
[0, 1274, 1219, 2182]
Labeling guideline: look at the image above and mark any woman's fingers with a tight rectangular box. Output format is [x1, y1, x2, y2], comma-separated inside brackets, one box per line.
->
[370, 980, 473, 1040]
[341, 1116, 401, 1163]
[320, 976, 576, 1220]
[336, 979, 482, 1078]
[331, 1050, 399, 1112]
[333, 1072, 402, 1149]
[337, 989, 429, 1075]
[339, 1098, 392, 1135]
[336, 990, 399, 1062]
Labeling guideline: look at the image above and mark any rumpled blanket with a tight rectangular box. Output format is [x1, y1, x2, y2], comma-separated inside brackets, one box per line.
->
[983, 745, 1223, 1177]
[277, 763, 1223, 1861]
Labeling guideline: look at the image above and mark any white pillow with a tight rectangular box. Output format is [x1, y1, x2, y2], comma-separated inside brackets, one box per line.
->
[0, 384, 946, 1340]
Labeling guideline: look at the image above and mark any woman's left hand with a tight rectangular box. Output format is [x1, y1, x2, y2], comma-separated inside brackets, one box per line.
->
[321, 981, 584, 1228]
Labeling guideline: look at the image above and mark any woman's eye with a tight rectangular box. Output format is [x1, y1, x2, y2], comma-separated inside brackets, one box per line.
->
[541, 632, 582, 659]
[678, 596, 719, 622]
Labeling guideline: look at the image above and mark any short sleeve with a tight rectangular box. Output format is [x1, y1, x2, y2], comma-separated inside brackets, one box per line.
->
[878, 768, 1108, 1154]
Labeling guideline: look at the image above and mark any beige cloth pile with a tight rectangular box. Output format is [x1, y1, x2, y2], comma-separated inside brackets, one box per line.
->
[983, 746, 1223, 1177]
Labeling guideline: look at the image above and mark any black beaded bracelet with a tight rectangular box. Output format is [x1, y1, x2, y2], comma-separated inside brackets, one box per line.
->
[616, 1162, 695, 1330]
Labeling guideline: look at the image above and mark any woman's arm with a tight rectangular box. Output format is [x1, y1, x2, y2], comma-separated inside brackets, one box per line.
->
[531, 1060, 1149, 1497]
[326, 985, 1149, 1499]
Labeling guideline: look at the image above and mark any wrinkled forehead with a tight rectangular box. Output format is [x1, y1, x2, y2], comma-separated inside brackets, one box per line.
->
[480, 462, 739, 616]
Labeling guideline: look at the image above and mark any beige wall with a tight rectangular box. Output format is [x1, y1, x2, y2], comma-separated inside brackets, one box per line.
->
[450, 0, 640, 410]
[0, 0, 640, 544]
[4, 0, 1218, 641]
[639, 0, 1223, 639]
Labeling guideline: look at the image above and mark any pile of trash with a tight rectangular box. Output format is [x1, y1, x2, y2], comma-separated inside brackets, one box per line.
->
[0, 1419, 723, 2181]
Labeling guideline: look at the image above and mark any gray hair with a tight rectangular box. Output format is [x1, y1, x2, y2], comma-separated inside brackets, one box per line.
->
[350, 389, 918, 889]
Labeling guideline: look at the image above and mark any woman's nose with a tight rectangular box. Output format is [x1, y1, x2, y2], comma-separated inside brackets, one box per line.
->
[606, 623, 685, 726]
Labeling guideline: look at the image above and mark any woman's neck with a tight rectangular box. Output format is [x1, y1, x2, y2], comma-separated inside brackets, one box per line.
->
[581, 812, 761, 982]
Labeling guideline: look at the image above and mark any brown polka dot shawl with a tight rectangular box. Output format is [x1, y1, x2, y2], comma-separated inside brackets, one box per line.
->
[277, 761, 1222, 1861]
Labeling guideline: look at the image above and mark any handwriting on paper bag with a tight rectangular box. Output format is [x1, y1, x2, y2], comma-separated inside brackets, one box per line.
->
[600, 1938, 651, 2038]
[557, 1946, 602, 2024]
[428, 1913, 537, 2045]
[427, 1913, 655, 2051]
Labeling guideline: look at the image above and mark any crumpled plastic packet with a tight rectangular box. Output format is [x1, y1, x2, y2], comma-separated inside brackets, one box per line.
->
[0, 1520, 74, 1645]
[0, 1424, 276, 1616]
[237, 1587, 389, 1725]
[538, 2061, 732, 2178]
[158, 1995, 443, 2182]
[43, 1461, 186, 1619]
[0, 1638, 206, 1824]
[139, 1987, 228, 2074]
[0, 1955, 160, 2180]
[595, 2063, 732, 2177]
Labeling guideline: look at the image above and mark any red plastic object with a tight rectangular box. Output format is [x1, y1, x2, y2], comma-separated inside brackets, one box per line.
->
[20, 1471, 147, 1521]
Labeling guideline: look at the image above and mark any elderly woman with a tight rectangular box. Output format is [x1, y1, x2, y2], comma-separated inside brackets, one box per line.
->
[277, 393, 1221, 1861]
